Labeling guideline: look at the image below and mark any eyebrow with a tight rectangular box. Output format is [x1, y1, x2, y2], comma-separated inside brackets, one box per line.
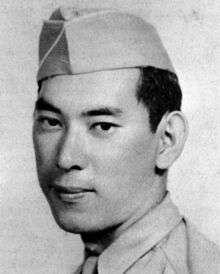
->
[35, 98, 61, 114]
[35, 98, 123, 117]
[81, 107, 123, 117]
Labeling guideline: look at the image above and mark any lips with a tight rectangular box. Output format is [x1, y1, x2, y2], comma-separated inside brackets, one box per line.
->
[51, 184, 93, 202]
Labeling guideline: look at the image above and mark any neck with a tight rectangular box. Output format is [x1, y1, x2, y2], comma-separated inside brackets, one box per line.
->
[81, 225, 120, 255]
[81, 176, 167, 255]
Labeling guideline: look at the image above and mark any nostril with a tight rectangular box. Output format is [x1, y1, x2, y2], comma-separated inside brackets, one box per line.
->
[71, 165, 83, 171]
[56, 162, 83, 171]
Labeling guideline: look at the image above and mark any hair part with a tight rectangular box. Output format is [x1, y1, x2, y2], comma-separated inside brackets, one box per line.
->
[136, 66, 182, 133]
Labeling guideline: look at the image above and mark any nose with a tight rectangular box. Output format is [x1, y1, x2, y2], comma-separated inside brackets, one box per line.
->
[56, 128, 89, 172]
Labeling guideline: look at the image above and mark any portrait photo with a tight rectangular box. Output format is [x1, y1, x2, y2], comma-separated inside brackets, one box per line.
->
[0, 1, 219, 273]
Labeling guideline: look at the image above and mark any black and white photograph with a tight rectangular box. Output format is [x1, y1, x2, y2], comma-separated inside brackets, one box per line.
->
[0, 1, 220, 273]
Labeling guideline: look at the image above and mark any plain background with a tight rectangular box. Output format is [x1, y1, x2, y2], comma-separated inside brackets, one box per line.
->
[0, 0, 219, 273]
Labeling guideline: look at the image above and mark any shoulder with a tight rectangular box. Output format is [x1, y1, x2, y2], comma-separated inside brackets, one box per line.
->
[184, 218, 220, 274]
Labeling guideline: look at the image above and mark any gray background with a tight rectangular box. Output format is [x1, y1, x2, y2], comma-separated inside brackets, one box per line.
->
[0, 0, 219, 273]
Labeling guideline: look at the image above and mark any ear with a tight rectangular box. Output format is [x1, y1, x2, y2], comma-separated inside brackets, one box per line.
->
[156, 111, 188, 170]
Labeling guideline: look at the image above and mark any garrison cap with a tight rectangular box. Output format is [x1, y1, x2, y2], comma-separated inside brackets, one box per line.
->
[37, 7, 175, 83]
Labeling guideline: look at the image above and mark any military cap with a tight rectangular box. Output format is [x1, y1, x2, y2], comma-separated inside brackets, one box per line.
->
[37, 6, 175, 83]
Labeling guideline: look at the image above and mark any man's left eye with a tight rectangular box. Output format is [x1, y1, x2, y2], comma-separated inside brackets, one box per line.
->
[91, 122, 119, 135]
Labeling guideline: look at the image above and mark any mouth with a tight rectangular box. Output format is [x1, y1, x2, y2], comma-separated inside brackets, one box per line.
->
[51, 184, 94, 203]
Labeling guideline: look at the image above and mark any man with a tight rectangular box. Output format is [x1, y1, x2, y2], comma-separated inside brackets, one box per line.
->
[33, 6, 220, 273]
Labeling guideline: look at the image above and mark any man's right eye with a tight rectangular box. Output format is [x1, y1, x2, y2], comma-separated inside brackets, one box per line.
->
[36, 116, 62, 131]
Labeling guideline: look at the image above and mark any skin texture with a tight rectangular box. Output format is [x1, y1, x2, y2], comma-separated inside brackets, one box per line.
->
[33, 68, 167, 234]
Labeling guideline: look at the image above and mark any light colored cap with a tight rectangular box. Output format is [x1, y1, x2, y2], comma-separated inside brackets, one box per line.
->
[37, 7, 175, 83]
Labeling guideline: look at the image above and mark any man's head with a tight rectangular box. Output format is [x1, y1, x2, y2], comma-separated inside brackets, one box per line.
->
[33, 7, 188, 233]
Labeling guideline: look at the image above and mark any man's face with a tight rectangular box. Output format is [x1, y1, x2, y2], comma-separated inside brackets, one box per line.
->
[33, 68, 159, 233]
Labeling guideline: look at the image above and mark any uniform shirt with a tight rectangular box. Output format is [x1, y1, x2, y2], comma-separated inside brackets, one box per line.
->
[74, 193, 220, 274]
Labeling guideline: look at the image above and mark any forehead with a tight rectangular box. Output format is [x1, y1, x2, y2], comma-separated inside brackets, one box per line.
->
[39, 68, 141, 113]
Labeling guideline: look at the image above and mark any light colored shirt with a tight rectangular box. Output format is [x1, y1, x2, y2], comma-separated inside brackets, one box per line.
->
[74, 193, 220, 273]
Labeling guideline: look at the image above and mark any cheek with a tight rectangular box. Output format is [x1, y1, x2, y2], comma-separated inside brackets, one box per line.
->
[88, 132, 157, 219]
[33, 132, 59, 170]
[91, 130, 156, 185]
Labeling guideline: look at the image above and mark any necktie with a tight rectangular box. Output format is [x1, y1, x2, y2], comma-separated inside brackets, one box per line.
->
[81, 252, 99, 274]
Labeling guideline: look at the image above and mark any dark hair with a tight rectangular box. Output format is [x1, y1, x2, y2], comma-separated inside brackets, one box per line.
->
[136, 66, 182, 133]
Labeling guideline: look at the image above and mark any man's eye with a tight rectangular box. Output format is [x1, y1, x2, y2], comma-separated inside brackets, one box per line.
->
[96, 123, 113, 131]
[37, 117, 62, 130]
[91, 122, 119, 135]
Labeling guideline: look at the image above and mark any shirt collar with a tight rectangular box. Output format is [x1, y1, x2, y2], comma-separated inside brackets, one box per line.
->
[97, 192, 182, 274]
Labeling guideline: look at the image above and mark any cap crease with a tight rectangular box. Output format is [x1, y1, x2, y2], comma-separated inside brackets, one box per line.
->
[38, 24, 65, 70]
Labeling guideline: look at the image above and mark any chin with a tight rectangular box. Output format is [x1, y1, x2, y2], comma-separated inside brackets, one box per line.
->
[54, 218, 85, 234]
[50, 208, 107, 234]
